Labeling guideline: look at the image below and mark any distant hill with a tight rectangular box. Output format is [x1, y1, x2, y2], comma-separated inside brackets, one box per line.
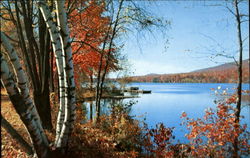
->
[129, 60, 249, 83]
[192, 60, 246, 73]
[145, 73, 160, 76]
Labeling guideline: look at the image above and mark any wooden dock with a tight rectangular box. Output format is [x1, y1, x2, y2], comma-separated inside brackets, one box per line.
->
[77, 95, 140, 102]
[124, 89, 151, 94]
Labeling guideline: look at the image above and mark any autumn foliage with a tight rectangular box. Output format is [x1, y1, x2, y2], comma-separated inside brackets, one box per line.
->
[2, 87, 250, 157]
[181, 94, 250, 157]
[68, 0, 117, 86]
[143, 123, 175, 157]
[130, 60, 250, 83]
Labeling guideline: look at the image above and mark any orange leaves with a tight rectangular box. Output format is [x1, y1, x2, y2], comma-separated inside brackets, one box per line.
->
[69, 1, 109, 42]
[181, 112, 187, 118]
[181, 95, 250, 157]
[144, 123, 175, 157]
[68, 0, 116, 87]
[226, 94, 237, 104]
[69, 0, 110, 54]
[1, 144, 29, 158]
[68, 111, 142, 158]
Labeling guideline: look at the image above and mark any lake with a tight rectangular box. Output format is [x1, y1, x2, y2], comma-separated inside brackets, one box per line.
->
[83, 83, 250, 143]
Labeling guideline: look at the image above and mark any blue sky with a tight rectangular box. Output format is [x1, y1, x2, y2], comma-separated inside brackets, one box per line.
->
[117, 1, 249, 76]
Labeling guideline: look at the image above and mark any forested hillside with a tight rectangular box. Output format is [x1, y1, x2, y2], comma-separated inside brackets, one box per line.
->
[130, 60, 249, 83]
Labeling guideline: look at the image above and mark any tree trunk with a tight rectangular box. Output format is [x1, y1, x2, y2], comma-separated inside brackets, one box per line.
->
[1, 32, 48, 144]
[234, 0, 243, 123]
[96, 0, 124, 120]
[1, 54, 49, 158]
[35, 13, 53, 130]
[34, 90, 52, 130]
[50, 50, 55, 92]
[14, 1, 53, 130]
[38, 0, 71, 149]
[95, 20, 112, 121]
[55, 0, 76, 148]
[90, 101, 93, 121]
[90, 74, 93, 91]
[233, 0, 243, 157]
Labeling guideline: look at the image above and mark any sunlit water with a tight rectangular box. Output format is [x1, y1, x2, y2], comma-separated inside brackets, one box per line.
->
[83, 83, 250, 143]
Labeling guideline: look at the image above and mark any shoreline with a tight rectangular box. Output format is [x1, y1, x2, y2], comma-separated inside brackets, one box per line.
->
[77, 95, 139, 102]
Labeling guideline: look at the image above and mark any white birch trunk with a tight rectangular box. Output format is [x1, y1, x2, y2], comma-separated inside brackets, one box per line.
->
[1, 32, 48, 145]
[37, 1, 69, 147]
[55, 0, 76, 147]
[0, 54, 48, 158]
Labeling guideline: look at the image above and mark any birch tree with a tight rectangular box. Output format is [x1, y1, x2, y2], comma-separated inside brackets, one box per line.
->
[0, 49, 49, 158]
[38, 0, 76, 149]
[1, 0, 53, 129]
[1, 114, 34, 156]
[55, 0, 76, 147]
[1, 32, 48, 146]
[1, 0, 76, 156]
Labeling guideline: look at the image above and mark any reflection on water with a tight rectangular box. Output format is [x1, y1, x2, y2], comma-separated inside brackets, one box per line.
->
[82, 83, 250, 143]
[82, 99, 136, 122]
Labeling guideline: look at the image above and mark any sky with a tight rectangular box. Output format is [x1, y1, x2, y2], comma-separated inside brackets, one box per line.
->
[114, 0, 249, 77]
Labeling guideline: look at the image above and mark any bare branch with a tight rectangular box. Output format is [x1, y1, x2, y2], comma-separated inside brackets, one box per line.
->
[3, 33, 19, 43]
[226, 5, 237, 17]
[72, 40, 102, 55]
[240, 19, 249, 23]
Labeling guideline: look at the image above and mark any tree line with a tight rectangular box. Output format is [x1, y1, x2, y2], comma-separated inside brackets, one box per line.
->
[129, 60, 249, 83]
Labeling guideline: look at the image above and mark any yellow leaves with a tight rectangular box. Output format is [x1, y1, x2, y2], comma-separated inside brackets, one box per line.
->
[1, 131, 30, 158]
[47, 0, 53, 7]
[68, 112, 144, 157]
[52, 9, 57, 14]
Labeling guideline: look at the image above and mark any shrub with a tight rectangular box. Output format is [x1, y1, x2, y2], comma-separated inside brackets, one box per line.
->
[181, 94, 250, 157]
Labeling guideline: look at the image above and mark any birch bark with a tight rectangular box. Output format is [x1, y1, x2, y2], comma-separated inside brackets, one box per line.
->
[38, 1, 69, 147]
[55, 0, 76, 147]
[1, 32, 48, 145]
[1, 54, 48, 158]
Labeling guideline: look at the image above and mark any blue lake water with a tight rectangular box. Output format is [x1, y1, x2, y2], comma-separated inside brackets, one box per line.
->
[126, 83, 250, 143]
[84, 83, 250, 143]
